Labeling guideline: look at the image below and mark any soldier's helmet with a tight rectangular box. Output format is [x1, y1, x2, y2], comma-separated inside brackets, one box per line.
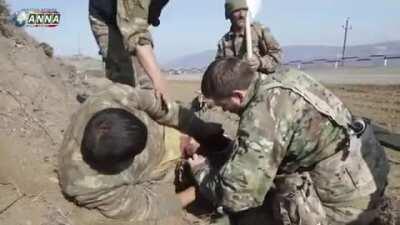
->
[225, 0, 248, 19]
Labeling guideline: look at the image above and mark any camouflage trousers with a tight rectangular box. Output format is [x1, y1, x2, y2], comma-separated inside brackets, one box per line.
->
[209, 171, 384, 225]
[89, 0, 152, 88]
[206, 172, 324, 225]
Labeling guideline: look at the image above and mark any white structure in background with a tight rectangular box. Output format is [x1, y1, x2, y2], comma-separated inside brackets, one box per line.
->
[334, 54, 341, 69]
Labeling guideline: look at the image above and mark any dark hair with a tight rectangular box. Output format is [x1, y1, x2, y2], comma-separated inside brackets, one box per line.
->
[81, 108, 147, 173]
[201, 57, 256, 98]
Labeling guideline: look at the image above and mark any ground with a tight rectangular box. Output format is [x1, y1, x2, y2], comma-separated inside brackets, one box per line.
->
[1, 74, 400, 224]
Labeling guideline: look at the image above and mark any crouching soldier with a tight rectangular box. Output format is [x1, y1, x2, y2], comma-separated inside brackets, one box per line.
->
[58, 83, 222, 225]
[183, 58, 389, 225]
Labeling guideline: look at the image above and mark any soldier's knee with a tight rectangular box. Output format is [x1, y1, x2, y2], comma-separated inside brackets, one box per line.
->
[272, 173, 327, 225]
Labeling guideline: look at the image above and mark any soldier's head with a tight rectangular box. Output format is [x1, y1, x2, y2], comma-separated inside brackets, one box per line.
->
[201, 57, 256, 114]
[225, 0, 248, 29]
[81, 108, 148, 174]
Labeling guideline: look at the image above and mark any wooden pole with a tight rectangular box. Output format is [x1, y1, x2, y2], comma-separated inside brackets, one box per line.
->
[246, 10, 253, 60]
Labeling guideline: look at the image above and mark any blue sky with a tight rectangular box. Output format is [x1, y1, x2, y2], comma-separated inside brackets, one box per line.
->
[7, 0, 400, 63]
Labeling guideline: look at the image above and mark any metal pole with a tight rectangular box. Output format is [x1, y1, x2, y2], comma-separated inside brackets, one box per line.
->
[341, 17, 351, 66]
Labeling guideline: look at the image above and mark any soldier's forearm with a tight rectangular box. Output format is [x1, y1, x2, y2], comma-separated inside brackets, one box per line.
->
[136, 45, 168, 95]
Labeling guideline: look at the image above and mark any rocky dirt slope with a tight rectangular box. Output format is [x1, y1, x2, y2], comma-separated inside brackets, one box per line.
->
[0, 4, 104, 223]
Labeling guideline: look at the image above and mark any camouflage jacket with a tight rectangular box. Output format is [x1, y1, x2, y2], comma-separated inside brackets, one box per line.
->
[116, 0, 153, 54]
[58, 83, 222, 221]
[190, 95, 239, 139]
[193, 69, 388, 214]
[215, 22, 283, 74]
[116, 0, 169, 54]
[90, 0, 170, 55]
[58, 84, 207, 222]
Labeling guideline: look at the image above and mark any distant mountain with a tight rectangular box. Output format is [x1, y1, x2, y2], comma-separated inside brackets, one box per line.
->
[284, 41, 400, 62]
[165, 50, 216, 69]
[165, 41, 400, 69]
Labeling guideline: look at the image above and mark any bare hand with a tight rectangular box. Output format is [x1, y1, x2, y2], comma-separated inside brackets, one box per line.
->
[247, 56, 261, 71]
[188, 154, 206, 172]
[153, 78, 168, 98]
[180, 135, 200, 158]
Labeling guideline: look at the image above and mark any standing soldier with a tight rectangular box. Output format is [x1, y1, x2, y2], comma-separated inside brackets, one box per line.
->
[89, 0, 169, 94]
[216, 0, 283, 74]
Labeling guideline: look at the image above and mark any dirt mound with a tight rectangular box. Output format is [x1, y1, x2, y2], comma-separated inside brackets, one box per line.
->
[0, 6, 98, 224]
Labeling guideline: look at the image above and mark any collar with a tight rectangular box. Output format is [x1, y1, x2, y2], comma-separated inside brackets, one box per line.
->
[228, 22, 258, 38]
[239, 73, 261, 114]
[228, 24, 249, 37]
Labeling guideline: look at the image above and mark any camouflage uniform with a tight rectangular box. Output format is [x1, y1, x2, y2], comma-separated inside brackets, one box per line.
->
[89, 0, 155, 87]
[59, 82, 226, 224]
[190, 95, 239, 139]
[58, 84, 189, 224]
[190, 69, 389, 225]
[216, 22, 283, 74]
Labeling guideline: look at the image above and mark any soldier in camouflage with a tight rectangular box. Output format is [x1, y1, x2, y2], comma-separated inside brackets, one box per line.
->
[181, 58, 389, 225]
[216, 0, 283, 74]
[58, 82, 225, 225]
[89, 0, 168, 93]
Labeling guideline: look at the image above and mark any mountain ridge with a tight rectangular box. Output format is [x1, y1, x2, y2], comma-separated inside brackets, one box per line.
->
[165, 40, 400, 69]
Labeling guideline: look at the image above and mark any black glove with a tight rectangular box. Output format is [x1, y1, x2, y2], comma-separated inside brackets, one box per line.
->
[148, 0, 169, 26]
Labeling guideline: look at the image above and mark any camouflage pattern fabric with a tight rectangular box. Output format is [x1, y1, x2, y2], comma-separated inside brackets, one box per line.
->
[216, 22, 283, 74]
[190, 69, 389, 225]
[224, 0, 247, 19]
[89, 0, 152, 88]
[190, 94, 239, 139]
[58, 84, 187, 224]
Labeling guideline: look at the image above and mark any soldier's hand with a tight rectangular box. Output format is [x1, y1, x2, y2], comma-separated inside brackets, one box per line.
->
[247, 56, 261, 71]
[188, 154, 207, 173]
[153, 78, 168, 99]
[180, 135, 201, 158]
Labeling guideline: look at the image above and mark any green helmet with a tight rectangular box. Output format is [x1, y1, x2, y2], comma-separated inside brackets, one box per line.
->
[225, 0, 248, 19]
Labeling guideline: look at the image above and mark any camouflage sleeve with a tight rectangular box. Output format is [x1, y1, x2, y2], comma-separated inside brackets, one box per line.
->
[111, 86, 225, 145]
[195, 106, 239, 139]
[152, 101, 227, 148]
[88, 13, 109, 59]
[195, 91, 293, 213]
[73, 179, 181, 221]
[257, 26, 283, 74]
[116, 0, 153, 54]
